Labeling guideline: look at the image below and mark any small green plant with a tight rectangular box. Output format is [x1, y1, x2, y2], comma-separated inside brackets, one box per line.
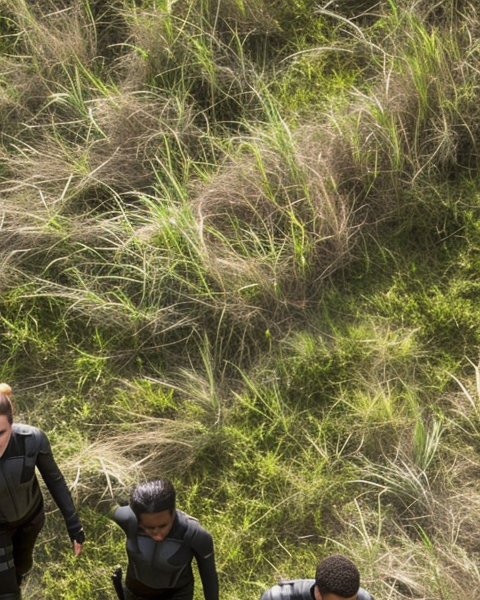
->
[358, 415, 446, 525]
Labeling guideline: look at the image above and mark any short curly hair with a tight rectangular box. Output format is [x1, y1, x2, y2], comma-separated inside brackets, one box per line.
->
[315, 554, 360, 598]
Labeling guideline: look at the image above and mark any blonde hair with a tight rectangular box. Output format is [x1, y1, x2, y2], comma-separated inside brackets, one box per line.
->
[0, 383, 13, 423]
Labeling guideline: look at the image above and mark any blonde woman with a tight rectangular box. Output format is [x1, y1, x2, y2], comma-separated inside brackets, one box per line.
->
[0, 383, 84, 600]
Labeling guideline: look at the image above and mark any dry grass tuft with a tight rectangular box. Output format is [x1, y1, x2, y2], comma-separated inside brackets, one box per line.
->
[193, 127, 356, 310]
[1, 90, 198, 205]
[86, 92, 198, 194]
[4, 0, 96, 73]
[59, 415, 207, 504]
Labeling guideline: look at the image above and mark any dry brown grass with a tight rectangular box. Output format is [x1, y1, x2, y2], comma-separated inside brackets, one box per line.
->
[58, 415, 208, 504]
[192, 124, 357, 312]
[3, 0, 96, 72]
[87, 92, 198, 193]
[1, 89, 199, 206]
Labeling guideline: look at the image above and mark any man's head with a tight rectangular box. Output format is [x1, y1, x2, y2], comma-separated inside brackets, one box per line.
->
[313, 554, 360, 600]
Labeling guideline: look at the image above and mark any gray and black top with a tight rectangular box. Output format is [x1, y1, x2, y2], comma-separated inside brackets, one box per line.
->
[0, 423, 83, 540]
[113, 506, 219, 600]
[259, 579, 375, 600]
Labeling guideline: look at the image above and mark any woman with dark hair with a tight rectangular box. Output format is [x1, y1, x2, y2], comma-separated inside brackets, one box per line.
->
[112, 478, 219, 600]
[0, 383, 85, 600]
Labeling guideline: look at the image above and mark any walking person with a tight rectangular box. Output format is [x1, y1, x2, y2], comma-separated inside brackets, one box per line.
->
[112, 478, 219, 600]
[0, 383, 85, 600]
[259, 553, 375, 600]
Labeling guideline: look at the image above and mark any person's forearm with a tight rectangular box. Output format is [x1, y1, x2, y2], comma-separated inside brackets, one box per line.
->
[198, 558, 219, 600]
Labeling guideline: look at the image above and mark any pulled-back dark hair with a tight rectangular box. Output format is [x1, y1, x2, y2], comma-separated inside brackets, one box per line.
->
[130, 479, 176, 518]
[315, 554, 360, 598]
[0, 383, 13, 425]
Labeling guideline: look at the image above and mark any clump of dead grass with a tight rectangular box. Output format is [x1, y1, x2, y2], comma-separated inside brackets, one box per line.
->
[2, 90, 199, 206]
[192, 124, 357, 313]
[58, 415, 209, 505]
[3, 0, 96, 74]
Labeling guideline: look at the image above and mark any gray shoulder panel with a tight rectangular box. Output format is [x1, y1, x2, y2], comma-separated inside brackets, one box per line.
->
[13, 423, 35, 436]
[358, 588, 374, 600]
[181, 511, 214, 557]
[14, 424, 46, 454]
[259, 579, 315, 600]
[112, 505, 138, 537]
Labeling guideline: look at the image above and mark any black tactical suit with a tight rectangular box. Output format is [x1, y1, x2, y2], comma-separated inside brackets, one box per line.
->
[113, 506, 219, 600]
[0, 424, 83, 599]
[259, 579, 375, 600]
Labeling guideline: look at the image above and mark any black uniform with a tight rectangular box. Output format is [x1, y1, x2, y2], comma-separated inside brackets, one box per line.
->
[0, 424, 83, 598]
[112, 505, 219, 600]
[259, 579, 375, 600]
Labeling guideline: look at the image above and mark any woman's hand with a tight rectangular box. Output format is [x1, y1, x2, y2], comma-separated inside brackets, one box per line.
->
[71, 527, 85, 556]
[74, 540, 83, 556]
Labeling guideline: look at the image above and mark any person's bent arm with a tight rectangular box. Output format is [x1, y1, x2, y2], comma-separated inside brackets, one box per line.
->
[34, 429, 85, 552]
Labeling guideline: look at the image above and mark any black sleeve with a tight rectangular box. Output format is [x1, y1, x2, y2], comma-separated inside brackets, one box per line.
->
[35, 430, 84, 541]
[190, 524, 219, 600]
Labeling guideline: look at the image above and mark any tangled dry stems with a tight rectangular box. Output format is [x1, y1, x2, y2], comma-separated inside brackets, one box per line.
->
[60, 415, 207, 503]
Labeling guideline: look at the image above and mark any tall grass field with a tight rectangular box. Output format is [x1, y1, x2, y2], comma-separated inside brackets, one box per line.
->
[2, 0, 480, 598]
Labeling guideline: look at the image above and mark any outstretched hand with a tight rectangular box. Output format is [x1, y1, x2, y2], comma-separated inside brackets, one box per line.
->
[74, 540, 83, 556]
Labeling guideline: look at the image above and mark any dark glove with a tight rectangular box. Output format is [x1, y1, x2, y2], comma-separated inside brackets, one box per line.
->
[69, 527, 85, 545]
